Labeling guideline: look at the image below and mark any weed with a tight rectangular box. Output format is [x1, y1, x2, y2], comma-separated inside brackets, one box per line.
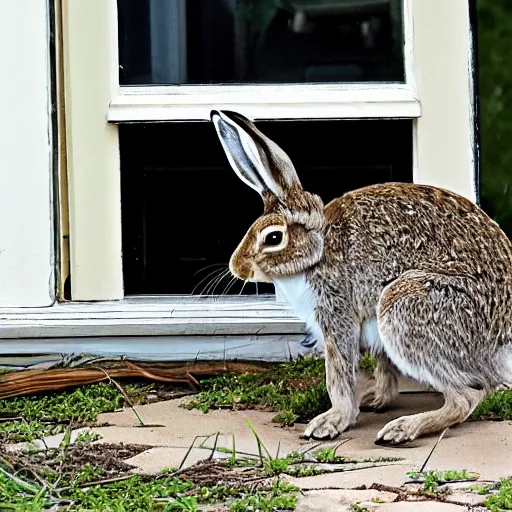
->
[75, 430, 102, 445]
[123, 383, 155, 405]
[184, 357, 329, 425]
[351, 504, 369, 512]
[160, 467, 178, 474]
[472, 391, 512, 421]
[359, 353, 377, 373]
[468, 484, 492, 495]
[286, 465, 324, 477]
[165, 496, 199, 511]
[407, 469, 479, 496]
[485, 477, 512, 511]
[314, 446, 349, 463]
[0, 383, 123, 443]
[443, 469, 471, 481]
[230, 481, 298, 512]
[73, 464, 105, 485]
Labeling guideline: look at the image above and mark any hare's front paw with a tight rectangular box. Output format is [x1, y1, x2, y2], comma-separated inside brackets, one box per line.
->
[374, 415, 422, 445]
[303, 409, 349, 440]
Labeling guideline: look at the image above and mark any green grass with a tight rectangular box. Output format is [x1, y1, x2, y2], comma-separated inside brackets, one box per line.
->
[0, 466, 299, 511]
[185, 356, 512, 426]
[485, 477, 512, 511]
[406, 470, 479, 496]
[472, 391, 512, 421]
[75, 430, 102, 445]
[183, 357, 330, 425]
[359, 353, 377, 372]
[0, 383, 123, 443]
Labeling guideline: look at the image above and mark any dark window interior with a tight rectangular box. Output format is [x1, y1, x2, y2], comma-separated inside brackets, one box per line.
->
[117, 0, 404, 85]
[120, 120, 413, 295]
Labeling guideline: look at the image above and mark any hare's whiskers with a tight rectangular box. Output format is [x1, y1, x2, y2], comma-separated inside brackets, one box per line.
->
[211, 269, 231, 295]
[223, 276, 239, 295]
[192, 267, 225, 295]
[202, 268, 230, 296]
[192, 263, 227, 277]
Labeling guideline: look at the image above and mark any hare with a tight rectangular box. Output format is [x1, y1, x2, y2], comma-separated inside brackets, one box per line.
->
[211, 109, 512, 445]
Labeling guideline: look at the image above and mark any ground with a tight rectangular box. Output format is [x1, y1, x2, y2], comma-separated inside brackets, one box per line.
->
[1, 360, 511, 511]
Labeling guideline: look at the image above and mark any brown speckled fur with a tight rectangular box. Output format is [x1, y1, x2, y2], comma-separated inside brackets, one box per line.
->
[211, 110, 512, 445]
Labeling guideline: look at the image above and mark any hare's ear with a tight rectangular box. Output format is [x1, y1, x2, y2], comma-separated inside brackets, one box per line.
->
[211, 110, 301, 200]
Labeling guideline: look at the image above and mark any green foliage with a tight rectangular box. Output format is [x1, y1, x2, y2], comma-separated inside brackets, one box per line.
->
[184, 357, 330, 425]
[485, 477, 512, 510]
[0, 383, 123, 442]
[359, 353, 377, 373]
[406, 469, 479, 496]
[477, 0, 512, 236]
[75, 430, 102, 445]
[471, 391, 512, 420]
[65, 476, 196, 511]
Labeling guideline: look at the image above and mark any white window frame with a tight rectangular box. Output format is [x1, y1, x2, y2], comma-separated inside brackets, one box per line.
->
[62, 0, 478, 304]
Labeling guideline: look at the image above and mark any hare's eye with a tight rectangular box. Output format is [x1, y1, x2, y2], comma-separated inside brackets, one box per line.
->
[264, 231, 283, 246]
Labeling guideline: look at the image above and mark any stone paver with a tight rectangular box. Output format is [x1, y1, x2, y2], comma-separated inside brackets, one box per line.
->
[295, 489, 397, 512]
[425, 420, 512, 481]
[375, 502, 470, 511]
[91, 392, 446, 473]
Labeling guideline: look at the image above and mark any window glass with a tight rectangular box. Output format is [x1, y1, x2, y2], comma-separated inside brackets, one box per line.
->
[117, 0, 405, 85]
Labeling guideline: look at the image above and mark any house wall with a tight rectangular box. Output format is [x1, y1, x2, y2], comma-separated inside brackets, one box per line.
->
[0, 0, 55, 307]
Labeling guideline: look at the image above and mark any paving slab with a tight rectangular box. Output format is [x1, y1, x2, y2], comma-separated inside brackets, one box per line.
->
[295, 489, 398, 512]
[89, 391, 511, 484]
[425, 420, 512, 481]
[375, 502, 470, 511]
[90, 393, 448, 474]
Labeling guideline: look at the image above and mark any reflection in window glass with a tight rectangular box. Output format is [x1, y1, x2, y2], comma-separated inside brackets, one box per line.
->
[118, 0, 405, 85]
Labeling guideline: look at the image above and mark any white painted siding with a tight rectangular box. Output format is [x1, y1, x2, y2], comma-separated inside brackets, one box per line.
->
[0, 0, 54, 306]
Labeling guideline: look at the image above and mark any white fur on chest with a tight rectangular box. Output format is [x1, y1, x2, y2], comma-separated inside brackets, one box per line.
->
[273, 274, 324, 352]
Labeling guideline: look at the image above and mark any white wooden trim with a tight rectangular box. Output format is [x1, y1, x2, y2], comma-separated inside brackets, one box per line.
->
[0, 335, 304, 363]
[0, 297, 304, 339]
[61, 0, 124, 301]
[108, 84, 420, 122]
[411, 0, 476, 202]
[0, 0, 55, 307]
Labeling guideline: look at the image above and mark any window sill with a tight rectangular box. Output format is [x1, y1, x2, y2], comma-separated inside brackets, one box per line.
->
[108, 83, 421, 122]
[0, 295, 304, 339]
[0, 296, 307, 364]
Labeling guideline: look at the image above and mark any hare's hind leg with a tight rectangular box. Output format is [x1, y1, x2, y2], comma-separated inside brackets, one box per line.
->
[359, 354, 399, 411]
[375, 387, 484, 445]
[374, 270, 487, 445]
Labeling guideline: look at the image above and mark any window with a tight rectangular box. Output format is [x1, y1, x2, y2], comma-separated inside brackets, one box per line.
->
[62, 0, 478, 306]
